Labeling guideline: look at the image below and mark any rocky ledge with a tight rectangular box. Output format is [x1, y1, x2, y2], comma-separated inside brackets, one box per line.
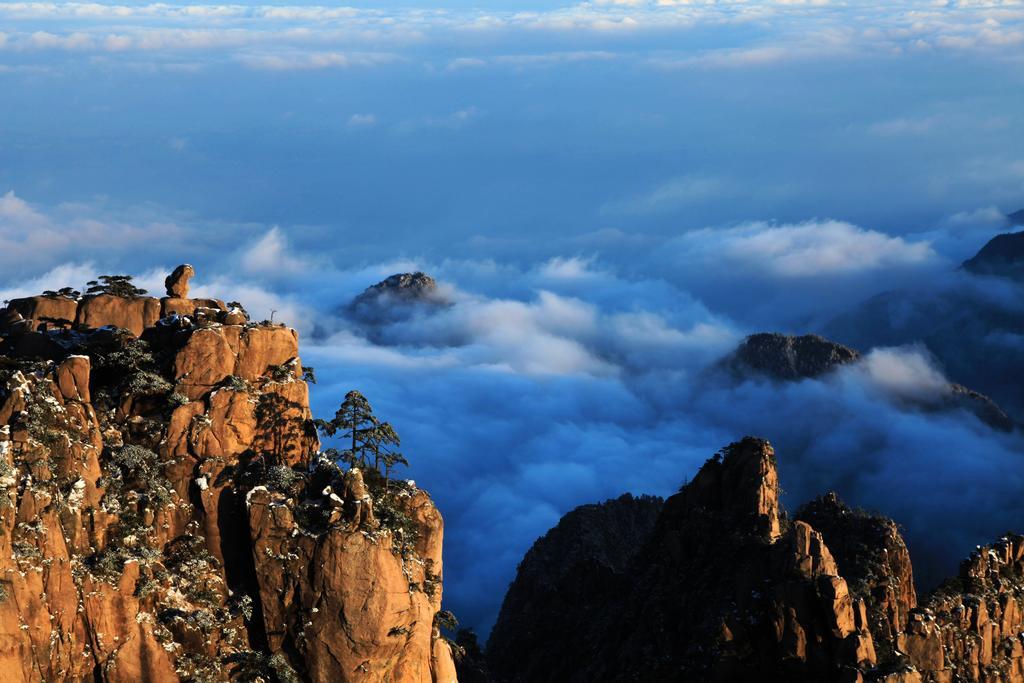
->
[0, 267, 457, 682]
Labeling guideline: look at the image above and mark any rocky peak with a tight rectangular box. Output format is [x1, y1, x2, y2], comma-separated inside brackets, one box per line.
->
[363, 272, 439, 300]
[723, 332, 1016, 431]
[674, 436, 782, 541]
[962, 230, 1024, 280]
[796, 492, 917, 653]
[347, 272, 449, 326]
[0, 266, 457, 682]
[727, 332, 860, 380]
[1009, 208, 1024, 226]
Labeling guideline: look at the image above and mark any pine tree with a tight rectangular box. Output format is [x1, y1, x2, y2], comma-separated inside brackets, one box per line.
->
[316, 391, 411, 485]
[315, 390, 378, 468]
[86, 275, 147, 298]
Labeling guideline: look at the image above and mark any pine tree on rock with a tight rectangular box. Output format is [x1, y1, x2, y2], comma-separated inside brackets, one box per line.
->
[315, 390, 379, 468]
[316, 392, 411, 487]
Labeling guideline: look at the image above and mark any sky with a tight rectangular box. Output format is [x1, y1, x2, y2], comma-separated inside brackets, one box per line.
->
[1, 0, 1024, 638]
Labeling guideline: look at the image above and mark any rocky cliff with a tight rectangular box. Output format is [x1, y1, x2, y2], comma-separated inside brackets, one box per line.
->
[488, 437, 1024, 682]
[0, 267, 457, 682]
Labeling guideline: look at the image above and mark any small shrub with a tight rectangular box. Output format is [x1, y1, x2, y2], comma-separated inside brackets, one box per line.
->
[168, 392, 190, 408]
[125, 370, 172, 397]
[266, 465, 304, 495]
[221, 375, 250, 393]
[434, 609, 459, 632]
[227, 593, 254, 622]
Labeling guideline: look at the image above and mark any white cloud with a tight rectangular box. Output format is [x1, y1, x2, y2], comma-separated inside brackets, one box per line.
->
[237, 51, 400, 71]
[668, 220, 939, 277]
[346, 113, 376, 127]
[847, 346, 951, 402]
[0, 0, 1019, 65]
[239, 227, 314, 276]
[868, 116, 937, 136]
[604, 175, 725, 214]
[536, 256, 603, 281]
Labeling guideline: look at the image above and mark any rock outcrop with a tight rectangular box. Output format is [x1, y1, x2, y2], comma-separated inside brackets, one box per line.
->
[0, 268, 457, 682]
[355, 272, 441, 305]
[2, 264, 233, 338]
[165, 264, 195, 298]
[488, 437, 1024, 683]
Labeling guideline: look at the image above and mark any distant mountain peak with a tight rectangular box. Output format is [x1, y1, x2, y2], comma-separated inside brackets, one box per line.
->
[726, 332, 860, 380]
[962, 230, 1024, 280]
[357, 271, 441, 302]
[346, 271, 450, 325]
[1008, 208, 1024, 226]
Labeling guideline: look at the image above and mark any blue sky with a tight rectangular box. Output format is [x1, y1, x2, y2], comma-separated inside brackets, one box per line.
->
[2, 0, 1024, 637]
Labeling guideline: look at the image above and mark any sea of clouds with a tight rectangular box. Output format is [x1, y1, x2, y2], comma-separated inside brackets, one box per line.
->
[2, 0, 1023, 638]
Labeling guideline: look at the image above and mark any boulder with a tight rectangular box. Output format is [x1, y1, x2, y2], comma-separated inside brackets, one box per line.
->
[165, 263, 195, 298]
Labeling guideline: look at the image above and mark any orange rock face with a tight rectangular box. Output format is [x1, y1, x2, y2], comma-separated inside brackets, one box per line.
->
[5, 295, 79, 330]
[76, 294, 163, 336]
[0, 270, 457, 683]
[248, 486, 452, 683]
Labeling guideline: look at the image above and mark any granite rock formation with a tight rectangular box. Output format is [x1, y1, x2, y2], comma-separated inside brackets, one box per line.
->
[165, 264, 195, 298]
[488, 437, 1024, 682]
[0, 267, 457, 682]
